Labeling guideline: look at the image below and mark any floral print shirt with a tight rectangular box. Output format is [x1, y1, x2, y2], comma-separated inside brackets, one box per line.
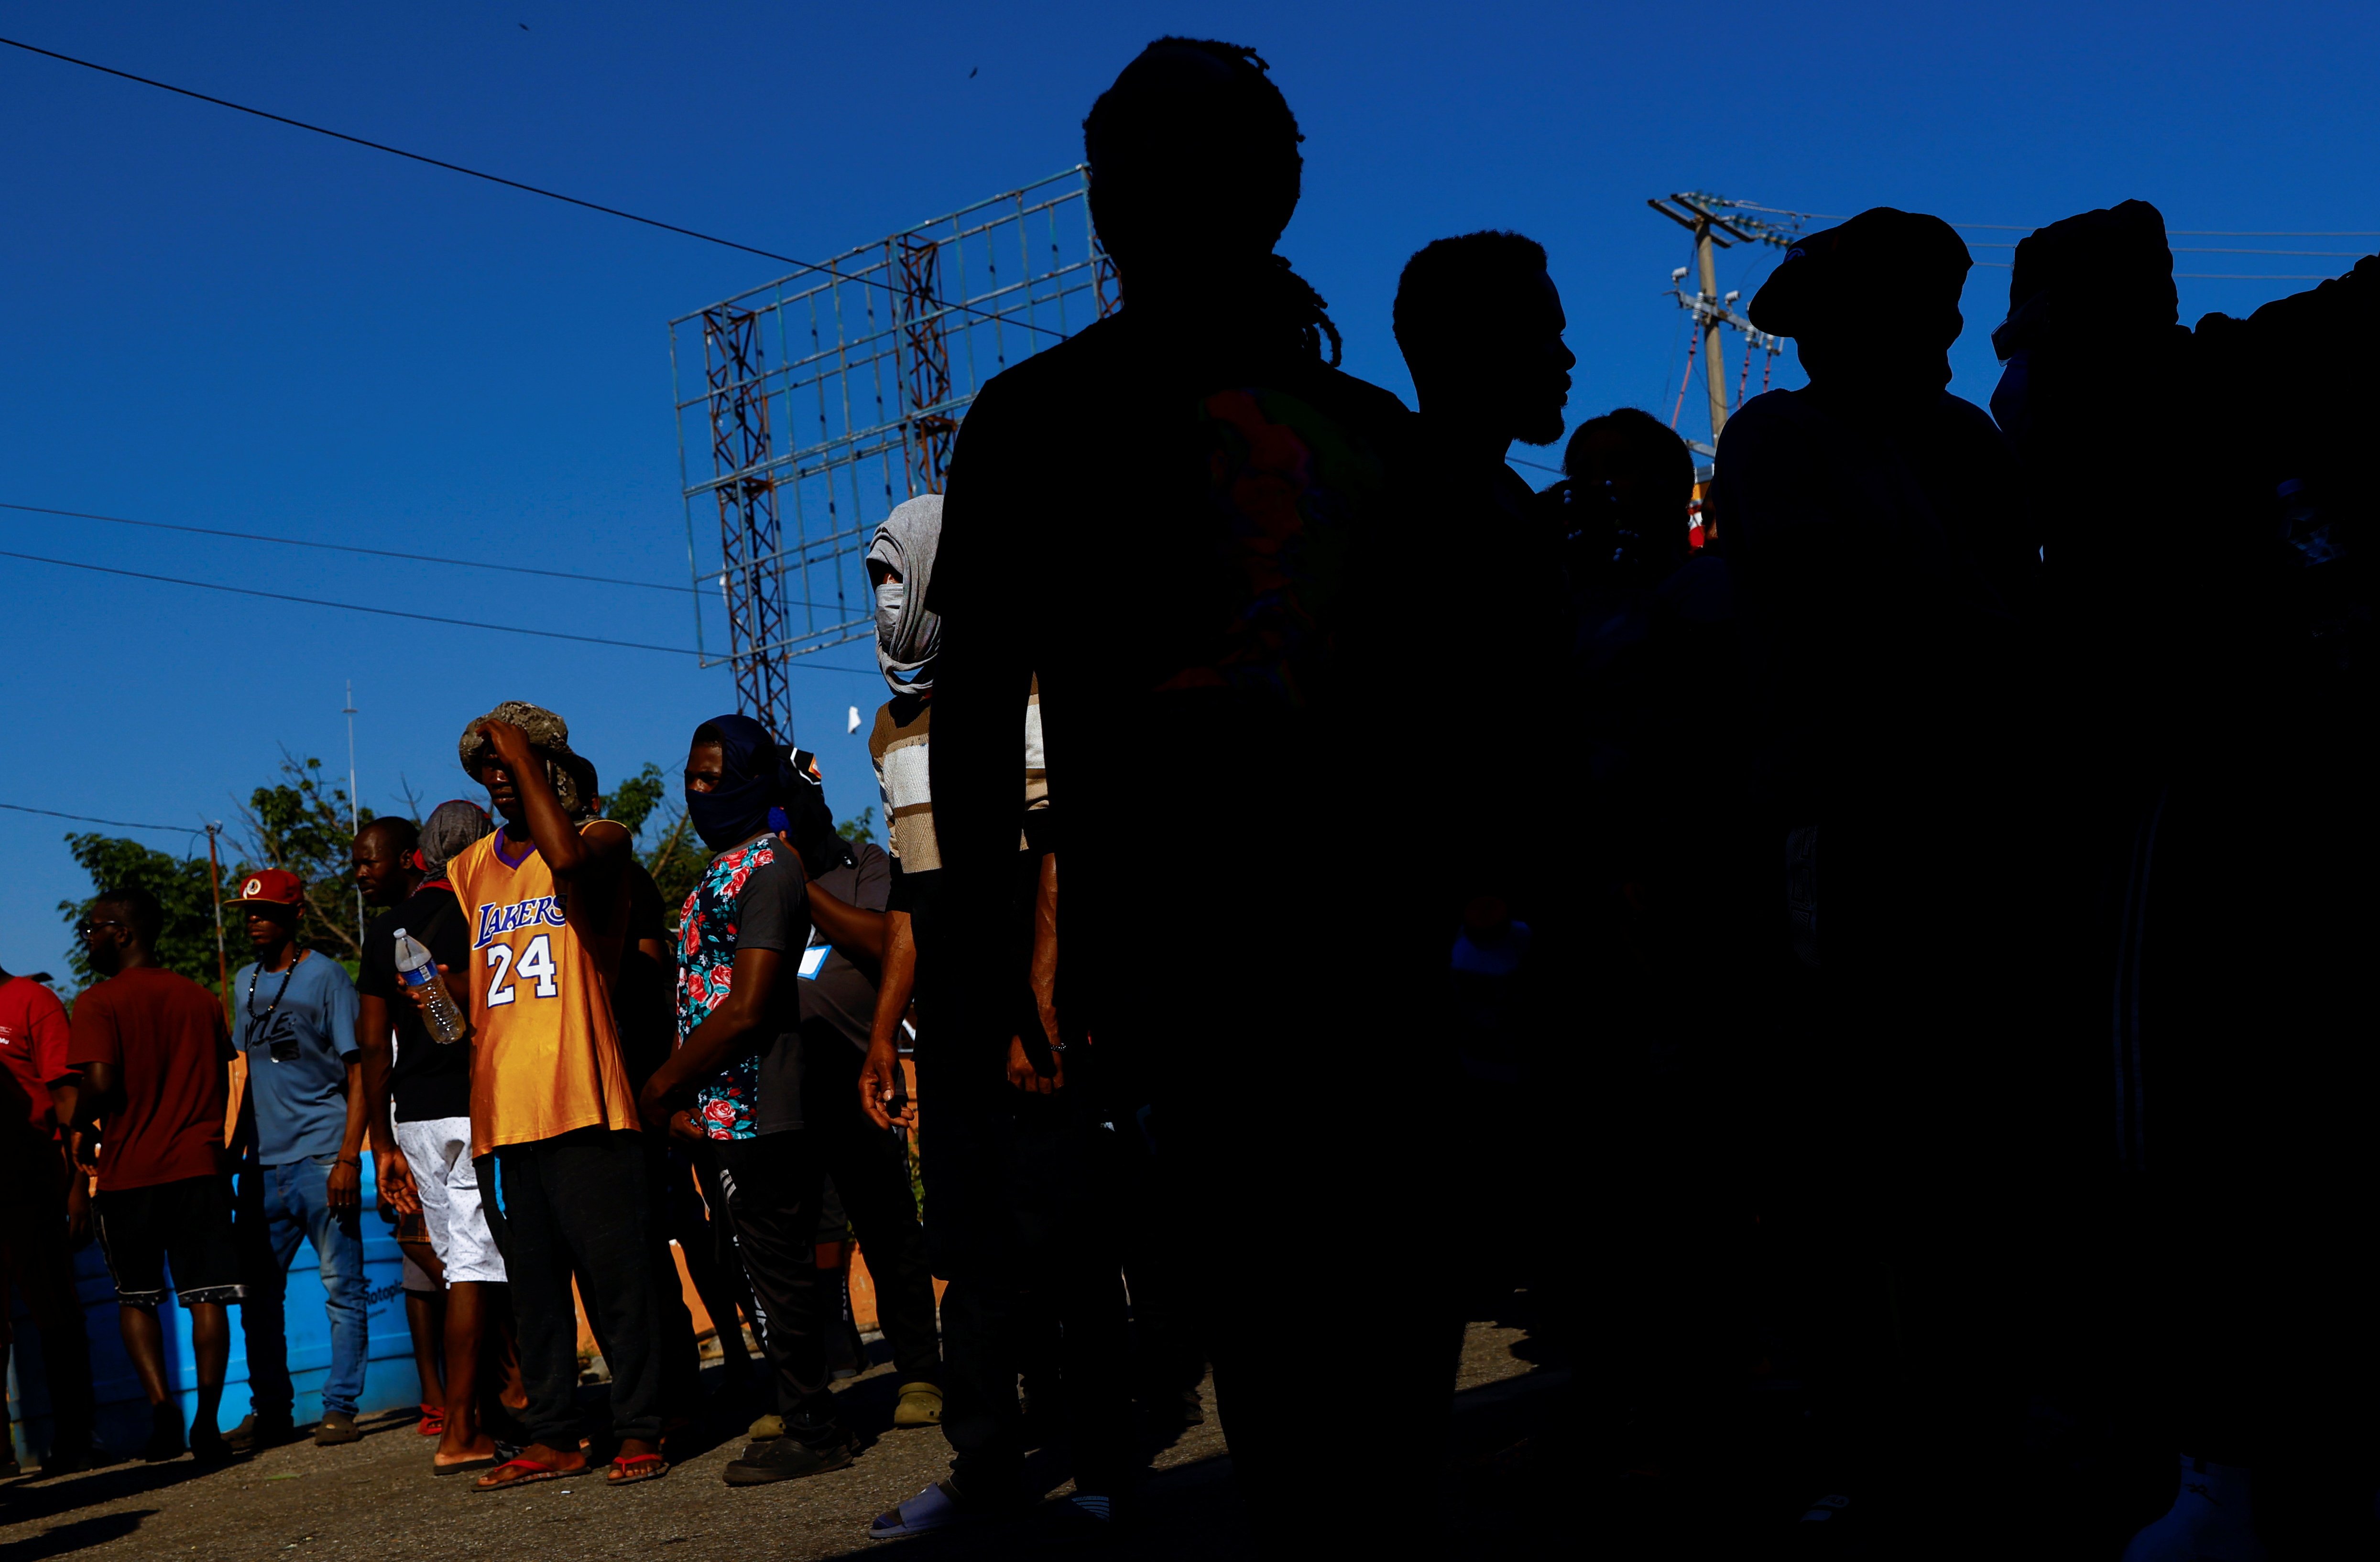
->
[678, 838, 779, 1141]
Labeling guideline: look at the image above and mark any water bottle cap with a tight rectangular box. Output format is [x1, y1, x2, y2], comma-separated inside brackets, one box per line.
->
[393, 928, 407, 939]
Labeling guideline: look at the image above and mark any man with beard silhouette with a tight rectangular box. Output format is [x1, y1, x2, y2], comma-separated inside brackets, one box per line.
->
[915, 37, 1449, 1553]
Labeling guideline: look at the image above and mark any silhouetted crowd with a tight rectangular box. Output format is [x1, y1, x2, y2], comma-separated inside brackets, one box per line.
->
[8, 33, 2377, 1562]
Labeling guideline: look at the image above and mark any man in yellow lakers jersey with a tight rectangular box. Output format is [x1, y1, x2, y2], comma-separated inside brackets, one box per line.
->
[432, 702, 669, 1490]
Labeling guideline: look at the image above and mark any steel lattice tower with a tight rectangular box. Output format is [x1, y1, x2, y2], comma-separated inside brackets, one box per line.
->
[670, 167, 1114, 742]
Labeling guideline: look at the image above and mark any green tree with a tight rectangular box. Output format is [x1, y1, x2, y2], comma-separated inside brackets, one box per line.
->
[235, 753, 376, 963]
[601, 761, 710, 919]
[60, 751, 376, 991]
[57, 833, 231, 995]
[837, 806, 877, 846]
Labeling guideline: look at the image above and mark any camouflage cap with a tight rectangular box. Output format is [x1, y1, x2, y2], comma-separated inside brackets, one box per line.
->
[458, 700, 584, 815]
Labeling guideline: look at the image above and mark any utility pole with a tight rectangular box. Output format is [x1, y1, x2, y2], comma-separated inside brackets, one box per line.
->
[207, 821, 242, 1142]
[344, 681, 363, 938]
[1696, 220, 1729, 444]
[1647, 191, 1801, 456]
[204, 823, 230, 1007]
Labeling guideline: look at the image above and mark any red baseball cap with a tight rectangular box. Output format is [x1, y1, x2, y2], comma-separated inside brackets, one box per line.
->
[229, 868, 305, 909]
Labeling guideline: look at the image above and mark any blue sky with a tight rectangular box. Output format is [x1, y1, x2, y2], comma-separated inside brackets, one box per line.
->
[3, 1, 2373, 978]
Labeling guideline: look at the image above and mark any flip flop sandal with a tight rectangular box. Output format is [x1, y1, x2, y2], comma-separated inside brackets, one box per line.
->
[606, 1454, 669, 1486]
[474, 1455, 580, 1492]
[433, 1454, 498, 1476]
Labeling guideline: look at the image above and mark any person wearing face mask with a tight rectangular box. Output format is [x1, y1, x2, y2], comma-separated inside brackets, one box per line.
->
[638, 716, 875, 1486]
[1716, 209, 2052, 1549]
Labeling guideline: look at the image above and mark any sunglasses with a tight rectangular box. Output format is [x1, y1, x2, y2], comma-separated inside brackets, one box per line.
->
[76, 918, 127, 937]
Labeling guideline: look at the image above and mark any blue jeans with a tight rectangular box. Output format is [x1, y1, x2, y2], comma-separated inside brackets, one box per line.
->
[236, 1154, 368, 1420]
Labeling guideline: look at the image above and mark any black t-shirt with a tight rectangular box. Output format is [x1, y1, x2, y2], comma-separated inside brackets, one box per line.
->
[356, 886, 472, 1123]
[924, 304, 1428, 1068]
[797, 841, 893, 1056]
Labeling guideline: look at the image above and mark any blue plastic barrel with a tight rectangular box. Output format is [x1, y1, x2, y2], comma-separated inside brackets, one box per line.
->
[7, 1151, 426, 1465]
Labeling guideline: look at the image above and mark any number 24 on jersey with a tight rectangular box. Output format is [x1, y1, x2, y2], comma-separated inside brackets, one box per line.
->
[486, 934, 560, 1007]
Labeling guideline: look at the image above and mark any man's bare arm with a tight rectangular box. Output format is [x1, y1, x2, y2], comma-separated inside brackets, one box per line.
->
[806, 882, 888, 966]
[859, 910, 918, 1131]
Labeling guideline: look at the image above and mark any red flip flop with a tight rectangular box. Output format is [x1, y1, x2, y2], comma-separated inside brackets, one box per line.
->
[417, 1404, 446, 1437]
[474, 1454, 581, 1492]
[606, 1454, 669, 1486]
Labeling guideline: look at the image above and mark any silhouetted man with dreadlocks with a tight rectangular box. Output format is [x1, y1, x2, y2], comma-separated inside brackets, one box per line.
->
[913, 37, 1451, 1553]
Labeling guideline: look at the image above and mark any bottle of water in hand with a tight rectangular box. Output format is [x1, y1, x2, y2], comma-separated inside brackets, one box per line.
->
[394, 929, 466, 1044]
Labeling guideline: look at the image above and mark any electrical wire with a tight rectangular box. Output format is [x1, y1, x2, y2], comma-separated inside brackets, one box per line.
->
[0, 546, 878, 673]
[0, 33, 1061, 339]
[1, 500, 693, 595]
[1722, 205, 2378, 240]
[0, 801, 203, 834]
[0, 499, 870, 615]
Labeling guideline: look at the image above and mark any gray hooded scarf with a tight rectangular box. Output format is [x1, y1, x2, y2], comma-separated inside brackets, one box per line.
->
[867, 495, 943, 697]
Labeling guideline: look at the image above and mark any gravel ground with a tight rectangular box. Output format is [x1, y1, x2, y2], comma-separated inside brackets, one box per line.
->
[2, 1323, 1556, 1562]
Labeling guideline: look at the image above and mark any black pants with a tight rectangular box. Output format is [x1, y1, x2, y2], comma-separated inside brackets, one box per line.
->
[805, 1042, 940, 1388]
[637, 1135, 705, 1420]
[915, 1063, 1136, 1502]
[940, 1264, 1134, 1498]
[0, 1136, 96, 1453]
[714, 1132, 841, 1428]
[496, 1128, 665, 1446]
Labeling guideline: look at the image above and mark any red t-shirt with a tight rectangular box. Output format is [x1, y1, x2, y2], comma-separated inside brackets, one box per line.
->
[0, 974, 74, 1141]
[65, 966, 231, 1192]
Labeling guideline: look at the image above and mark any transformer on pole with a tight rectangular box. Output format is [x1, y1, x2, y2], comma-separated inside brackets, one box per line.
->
[670, 166, 1114, 742]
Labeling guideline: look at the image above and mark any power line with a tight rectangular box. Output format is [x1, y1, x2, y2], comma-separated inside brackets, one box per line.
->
[0, 800, 203, 834]
[0, 500, 875, 615]
[0, 546, 877, 673]
[0, 33, 1061, 339]
[1724, 204, 2378, 240]
[1, 500, 691, 595]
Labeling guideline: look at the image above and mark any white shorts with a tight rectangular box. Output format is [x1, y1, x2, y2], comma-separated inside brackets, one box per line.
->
[392, 1116, 507, 1285]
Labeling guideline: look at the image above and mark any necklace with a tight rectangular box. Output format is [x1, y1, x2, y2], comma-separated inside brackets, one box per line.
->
[245, 949, 306, 1052]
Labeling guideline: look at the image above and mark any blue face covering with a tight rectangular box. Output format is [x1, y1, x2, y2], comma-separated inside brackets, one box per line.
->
[686, 713, 796, 852]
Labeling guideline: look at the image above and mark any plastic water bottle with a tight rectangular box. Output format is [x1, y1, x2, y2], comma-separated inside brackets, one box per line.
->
[394, 929, 467, 1044]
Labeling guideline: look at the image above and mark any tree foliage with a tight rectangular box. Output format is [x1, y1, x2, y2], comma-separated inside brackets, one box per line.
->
[57, 834, 231, 995]
[600, 761, 711, 919]
[236, 753, 378, 962]
[59, 751, 382, 990]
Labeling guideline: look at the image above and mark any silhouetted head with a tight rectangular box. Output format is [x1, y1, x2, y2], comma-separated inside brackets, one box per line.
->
[1394, 232, 1574, 448]
[1564, 408, 1696, 579]
[1083, 39, 1302, 291]
[1994, 199, 2176, 360]
[1749, 208, 1970, 396]
[1988, 200, 2178, 452]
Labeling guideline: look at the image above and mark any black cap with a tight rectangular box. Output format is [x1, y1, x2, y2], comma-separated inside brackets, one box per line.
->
[1747, 207, 1972, 340]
